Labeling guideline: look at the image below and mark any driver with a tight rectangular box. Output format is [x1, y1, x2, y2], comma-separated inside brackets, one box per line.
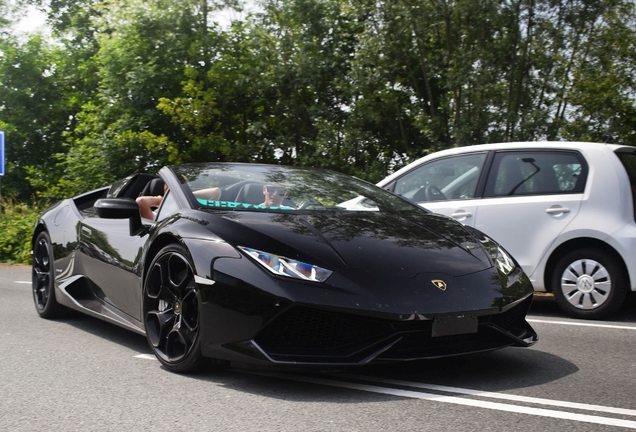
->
[261, 185, 288, 207]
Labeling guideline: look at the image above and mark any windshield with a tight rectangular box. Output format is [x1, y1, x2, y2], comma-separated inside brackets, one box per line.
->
[170, 163, 419, 213]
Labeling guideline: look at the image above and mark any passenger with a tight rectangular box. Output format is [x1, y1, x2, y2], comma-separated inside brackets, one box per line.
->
[193, 187, 222, 201]
[136, 179, 167, 219]
[136, 181, 221, 220]
[136, 193, 164, 220]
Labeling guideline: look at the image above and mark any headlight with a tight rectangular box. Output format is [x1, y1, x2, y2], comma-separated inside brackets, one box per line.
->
[238, 247, 333, 282]
[495, 247, 515, 275]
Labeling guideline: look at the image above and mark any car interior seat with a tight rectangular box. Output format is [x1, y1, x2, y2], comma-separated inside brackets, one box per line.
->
[140, 178, 166, 197]
[108, 173, 160, 199]
[498, 158, 527, 195]
[235, 183, 265, 204]
[540, 166, 560, 193]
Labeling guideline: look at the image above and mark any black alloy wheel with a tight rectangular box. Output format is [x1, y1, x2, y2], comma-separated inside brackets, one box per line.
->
[32, 231, 64, 318]
[551, 247, 628, 320]
[143, 244, 204, 373]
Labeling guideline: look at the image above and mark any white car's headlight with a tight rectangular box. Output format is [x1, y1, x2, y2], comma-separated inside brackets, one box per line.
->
[495, 247, 516, 275]
[239, 247, 333, 282]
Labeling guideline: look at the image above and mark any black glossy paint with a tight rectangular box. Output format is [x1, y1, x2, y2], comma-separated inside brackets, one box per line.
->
[32, 164, 537, 368]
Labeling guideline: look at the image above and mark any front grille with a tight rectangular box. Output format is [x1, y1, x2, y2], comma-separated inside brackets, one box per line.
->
[376, 327, 513, 360]
[254, 298, 535, 364]
[484, 296, 533, 336]
[255, 306, 394, 355]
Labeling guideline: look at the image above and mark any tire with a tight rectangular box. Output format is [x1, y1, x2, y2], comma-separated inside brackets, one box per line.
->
[143, 244, 204, 373]
[32, 231, 64, 318]
[551, 248, 628, 320]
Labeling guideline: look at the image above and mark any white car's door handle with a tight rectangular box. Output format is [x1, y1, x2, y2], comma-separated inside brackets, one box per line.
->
[451, 211, 473, 219]
[546, 207, 570, 215]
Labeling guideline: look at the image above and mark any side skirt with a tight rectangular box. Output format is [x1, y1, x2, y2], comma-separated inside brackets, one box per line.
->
[55, 275, 145, 335]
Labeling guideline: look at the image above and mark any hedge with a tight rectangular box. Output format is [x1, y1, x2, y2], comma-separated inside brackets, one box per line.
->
[0, 200, 43, 264]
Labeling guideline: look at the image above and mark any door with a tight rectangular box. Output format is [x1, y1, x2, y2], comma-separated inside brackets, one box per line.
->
[78, 216, 149, 320]
[473, 150, 588, 278]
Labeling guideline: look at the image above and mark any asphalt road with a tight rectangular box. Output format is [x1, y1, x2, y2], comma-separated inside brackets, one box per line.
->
[3, 264, 636, 431]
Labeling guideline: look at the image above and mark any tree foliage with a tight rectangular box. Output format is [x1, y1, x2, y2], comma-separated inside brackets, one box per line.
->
[2, 0, 636, 200]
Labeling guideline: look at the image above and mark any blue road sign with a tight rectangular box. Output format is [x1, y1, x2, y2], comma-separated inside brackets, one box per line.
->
[0, 131, 4, 176]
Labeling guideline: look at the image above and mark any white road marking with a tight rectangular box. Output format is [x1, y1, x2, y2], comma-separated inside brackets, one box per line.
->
[528, 318, 636, 331]
[134, 347, 636, 428]
[14, 281, 30, 284]
[134, 354, 157, 361]
[262, 373, 636, 429]
[339, 374, 636, 417]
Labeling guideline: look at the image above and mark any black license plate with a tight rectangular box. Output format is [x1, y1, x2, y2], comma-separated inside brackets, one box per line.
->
[432, 315, 478, 337]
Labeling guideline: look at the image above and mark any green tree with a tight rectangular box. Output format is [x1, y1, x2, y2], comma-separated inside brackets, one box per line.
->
[0, 35, 72, 199]
[6, 0, 636, 202]
[159, 0, 366, 175]
[562, 1, 636, 144]
[43, 0, 236, 197]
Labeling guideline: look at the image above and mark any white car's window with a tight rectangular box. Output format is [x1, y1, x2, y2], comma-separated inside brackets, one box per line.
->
[615, 151, 636, 220]
[616, 151, 636, 183]
[485, 151, 587, 197]
[394, 153, 487, 202]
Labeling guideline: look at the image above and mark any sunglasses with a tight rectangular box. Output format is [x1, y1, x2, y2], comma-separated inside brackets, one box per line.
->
[266, 186, 288, 196]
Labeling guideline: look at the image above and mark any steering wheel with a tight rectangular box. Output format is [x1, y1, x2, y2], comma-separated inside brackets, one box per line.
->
[424, 184, 447, 201]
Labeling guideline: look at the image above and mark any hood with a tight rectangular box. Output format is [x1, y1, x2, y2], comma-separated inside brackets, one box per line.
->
[207, 210, 493, 278]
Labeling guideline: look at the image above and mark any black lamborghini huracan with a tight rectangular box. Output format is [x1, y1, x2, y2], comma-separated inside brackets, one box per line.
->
[32, 163, 537, 372]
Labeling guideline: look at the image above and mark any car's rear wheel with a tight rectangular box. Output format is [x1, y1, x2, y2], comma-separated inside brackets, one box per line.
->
[32, 231, 64, 318]
[143, 244, 204, 373]
[551, 248, 627, 319]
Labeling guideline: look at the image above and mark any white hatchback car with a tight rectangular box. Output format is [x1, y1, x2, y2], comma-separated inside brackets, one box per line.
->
[378, 141, 636, 319]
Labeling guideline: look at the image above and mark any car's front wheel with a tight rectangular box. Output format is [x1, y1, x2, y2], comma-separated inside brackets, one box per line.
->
[32, 231, 64, 318]
[551, 248, 628, 319]
[143, 244, 204, 373]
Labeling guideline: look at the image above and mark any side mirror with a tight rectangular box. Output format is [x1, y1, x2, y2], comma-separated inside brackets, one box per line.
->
[95, 198, 146, 236]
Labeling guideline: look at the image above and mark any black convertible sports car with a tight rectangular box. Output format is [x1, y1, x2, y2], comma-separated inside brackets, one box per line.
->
[32, 163, 537, 372]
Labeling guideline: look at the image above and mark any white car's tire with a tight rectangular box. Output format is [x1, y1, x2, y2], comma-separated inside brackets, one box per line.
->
[552, 248, 628, 319]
